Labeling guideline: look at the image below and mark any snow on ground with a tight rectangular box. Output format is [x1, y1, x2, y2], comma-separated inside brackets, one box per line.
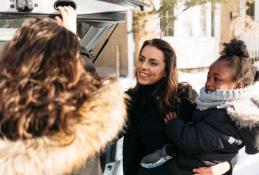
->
[233, 148, 259, 175]
[119, 66, 259, 175]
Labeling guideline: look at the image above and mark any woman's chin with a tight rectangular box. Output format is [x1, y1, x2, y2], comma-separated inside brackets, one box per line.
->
[138, 79, 151, 85]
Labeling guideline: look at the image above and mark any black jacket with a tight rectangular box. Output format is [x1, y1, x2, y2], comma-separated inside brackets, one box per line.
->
[123, 83, 197, 175]
[166, 108, 243, 174]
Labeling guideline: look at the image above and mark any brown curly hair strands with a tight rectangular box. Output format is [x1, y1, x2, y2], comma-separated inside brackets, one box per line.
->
[0, 18, 101, 140]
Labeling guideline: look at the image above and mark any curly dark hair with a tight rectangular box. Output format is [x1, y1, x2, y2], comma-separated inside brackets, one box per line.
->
[219, 39, 256, 86]
[0, 18, 101, 140]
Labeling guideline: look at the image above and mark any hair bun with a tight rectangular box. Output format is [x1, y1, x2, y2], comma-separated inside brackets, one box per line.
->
[222, 39, 249, 58]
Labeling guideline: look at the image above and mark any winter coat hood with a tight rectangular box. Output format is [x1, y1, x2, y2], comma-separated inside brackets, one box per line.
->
[0, 80, 127, 175]
[196, 82, 259, 127]
[227, 82, 259, 128]
[226, 82, 259, 154]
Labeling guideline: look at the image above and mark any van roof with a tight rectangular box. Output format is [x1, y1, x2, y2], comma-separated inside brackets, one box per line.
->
[0, 0, 146, 17]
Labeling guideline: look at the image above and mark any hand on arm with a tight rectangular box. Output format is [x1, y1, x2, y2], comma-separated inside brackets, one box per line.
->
[55, 6, 77, 34]
[164, 112, 177, 124]
[193, 161, 231, 175]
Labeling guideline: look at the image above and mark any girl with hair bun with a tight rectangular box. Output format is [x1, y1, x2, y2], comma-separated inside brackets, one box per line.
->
[140, 39, 259, 175]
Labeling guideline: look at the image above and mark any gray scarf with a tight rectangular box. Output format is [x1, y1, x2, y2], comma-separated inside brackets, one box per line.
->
[196, 82, 259, 128]
[196, 83, 259, 111]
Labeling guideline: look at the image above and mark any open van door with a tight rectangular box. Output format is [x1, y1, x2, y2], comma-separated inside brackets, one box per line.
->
[0, 0, 147, 63]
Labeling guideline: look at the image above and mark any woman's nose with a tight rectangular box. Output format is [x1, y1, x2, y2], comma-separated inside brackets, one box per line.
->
[139, 61, 148, 69]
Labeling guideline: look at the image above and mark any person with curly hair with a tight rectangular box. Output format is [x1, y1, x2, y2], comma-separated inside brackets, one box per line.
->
[0, 6, 127, 175]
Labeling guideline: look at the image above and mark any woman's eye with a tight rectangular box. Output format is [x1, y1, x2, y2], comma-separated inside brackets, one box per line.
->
[150, 62, 158, 66]
[138, 57, 144, 62]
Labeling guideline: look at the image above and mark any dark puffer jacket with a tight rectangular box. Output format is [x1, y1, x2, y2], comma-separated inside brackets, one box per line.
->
[166, 107, 245, 175]
[165, 82, 259, 175]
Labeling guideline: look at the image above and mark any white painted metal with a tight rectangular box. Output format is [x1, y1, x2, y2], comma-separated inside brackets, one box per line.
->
[255, 0, 259, 22]
[0, 0, 132, 15]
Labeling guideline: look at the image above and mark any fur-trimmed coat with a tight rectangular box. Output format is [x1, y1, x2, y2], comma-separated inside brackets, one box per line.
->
[0, 80, 127, 175]
[227, 96, 259, 154]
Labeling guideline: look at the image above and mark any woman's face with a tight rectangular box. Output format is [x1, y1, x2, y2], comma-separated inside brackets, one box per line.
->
[205, 60, 238, 92]
[136, 45, 166, 85]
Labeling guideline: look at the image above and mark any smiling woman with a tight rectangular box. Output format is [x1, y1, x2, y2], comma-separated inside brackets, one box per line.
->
[134, 39, 178, 112]
[122, 38, 195, 175]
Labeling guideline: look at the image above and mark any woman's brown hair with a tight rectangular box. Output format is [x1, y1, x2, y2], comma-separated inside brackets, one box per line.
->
[0, 18, 101, 140]
[133, 38, 178, 112]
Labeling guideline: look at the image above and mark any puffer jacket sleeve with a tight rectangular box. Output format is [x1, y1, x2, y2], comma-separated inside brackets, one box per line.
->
[165, 109, 236, 155]
[237, 125, 259, 154]
[177, 82, 197, 123]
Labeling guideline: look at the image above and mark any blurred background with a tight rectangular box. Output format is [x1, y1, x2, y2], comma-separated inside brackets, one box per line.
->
[92, 0, 259, 90]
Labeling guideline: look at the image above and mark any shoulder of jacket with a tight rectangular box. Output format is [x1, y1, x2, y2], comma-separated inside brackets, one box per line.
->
[0, 80, 127, 175]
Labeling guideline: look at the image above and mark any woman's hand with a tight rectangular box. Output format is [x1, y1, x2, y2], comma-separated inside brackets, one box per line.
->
[164, 112, 177, 124]
[55, 6, 77, 34]
[193, 162, 231, 175]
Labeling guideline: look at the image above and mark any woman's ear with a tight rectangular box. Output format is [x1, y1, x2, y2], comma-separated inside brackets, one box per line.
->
[235, 81, 245, 89]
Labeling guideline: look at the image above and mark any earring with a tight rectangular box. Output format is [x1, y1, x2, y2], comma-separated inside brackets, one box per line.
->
[235, 82, 245, 89]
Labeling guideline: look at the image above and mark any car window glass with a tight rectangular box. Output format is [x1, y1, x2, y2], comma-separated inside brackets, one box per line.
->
[0, 19, 24, 41]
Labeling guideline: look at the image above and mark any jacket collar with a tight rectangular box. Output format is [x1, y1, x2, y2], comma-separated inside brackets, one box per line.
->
[227, 82, 259, 128]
